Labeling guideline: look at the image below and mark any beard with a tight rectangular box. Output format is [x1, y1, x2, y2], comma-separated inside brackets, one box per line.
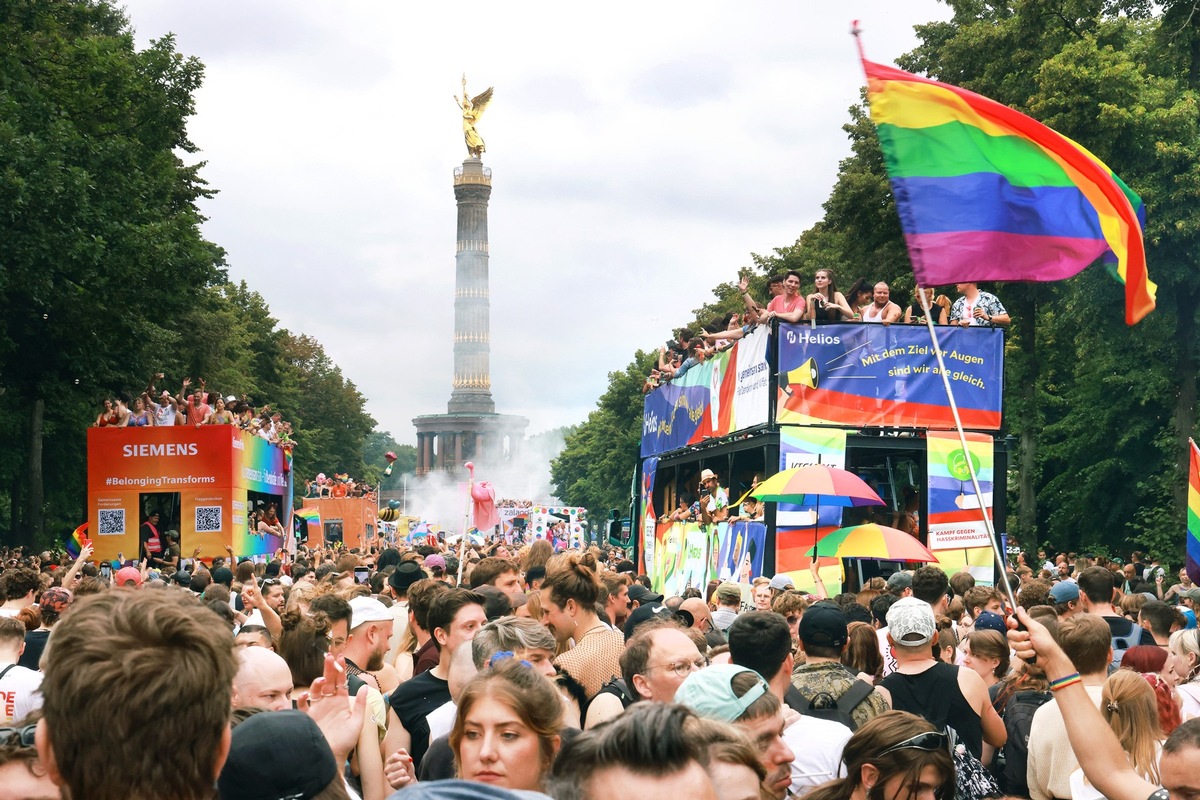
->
[366, 649, 386, 672]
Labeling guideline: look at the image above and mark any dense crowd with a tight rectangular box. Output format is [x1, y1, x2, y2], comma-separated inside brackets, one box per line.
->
[0, 540, 1196, 800]
[645, 272, 1009, 392]
[92, 372, 294, 445]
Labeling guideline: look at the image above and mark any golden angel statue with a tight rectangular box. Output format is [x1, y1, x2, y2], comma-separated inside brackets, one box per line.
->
[455, 75, 493, 158]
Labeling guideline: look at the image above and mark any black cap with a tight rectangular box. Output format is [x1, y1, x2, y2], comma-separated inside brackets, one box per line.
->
[627, 584, 665, 605]
[799, 602, 848, 648]
[211, 567, 233, 587]
[173, 570, 192, 586]
[622, 603, 694, 641]
[217, 711, 337, 800]
[388, 561, 427, 595]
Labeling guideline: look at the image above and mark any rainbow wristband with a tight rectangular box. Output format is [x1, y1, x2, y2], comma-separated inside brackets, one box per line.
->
[1049, 673, 1082, 691]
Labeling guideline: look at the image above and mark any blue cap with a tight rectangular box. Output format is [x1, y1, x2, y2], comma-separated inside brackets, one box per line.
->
[973, 610, 1007, 635]
[674, 664, 768, 723]
[1049, 581, 1079, 604]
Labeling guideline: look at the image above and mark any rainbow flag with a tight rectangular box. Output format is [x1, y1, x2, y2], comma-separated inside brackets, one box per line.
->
[860, 55, 1155, 324]
[295, 507, 321, 526]
[65, 522, 88, 559]
[1188, 439, 1200, 580]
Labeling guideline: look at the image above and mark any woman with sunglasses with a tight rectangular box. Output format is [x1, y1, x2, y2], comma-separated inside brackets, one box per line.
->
[806, 711, 955, 800]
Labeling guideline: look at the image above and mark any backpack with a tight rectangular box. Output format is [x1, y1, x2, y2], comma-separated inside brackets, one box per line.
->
[994, 689, 1054, 797]
[787, 679, 875, 730]
[1108, 616, 1146, 669]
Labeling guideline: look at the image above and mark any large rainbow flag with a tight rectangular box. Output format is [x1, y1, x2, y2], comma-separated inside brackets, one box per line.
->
[1188, 439, 1200, 580]
[295, 507, 321, 526]
[860, 54, 1155, 324]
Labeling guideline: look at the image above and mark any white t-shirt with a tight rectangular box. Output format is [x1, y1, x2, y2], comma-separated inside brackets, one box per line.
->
[876, 626, 897, 677]
[0, 663, 44, 723]
[784, 714, 851, 795]
[426, 699, 457, 745]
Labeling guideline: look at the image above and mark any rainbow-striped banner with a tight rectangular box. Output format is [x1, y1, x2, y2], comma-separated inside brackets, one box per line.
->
[860, 54, 1155, 325]
[65, 522, 88, 559]
[1187, 439, 1200, 581]
[295, 507, 321, 526]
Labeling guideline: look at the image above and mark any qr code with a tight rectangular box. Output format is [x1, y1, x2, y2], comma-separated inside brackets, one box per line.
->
[97, 509, 125, 535]
[194, 506, 222, 533]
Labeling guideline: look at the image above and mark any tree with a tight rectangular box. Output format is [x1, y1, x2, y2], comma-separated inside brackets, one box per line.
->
[0, 1, 225, 541]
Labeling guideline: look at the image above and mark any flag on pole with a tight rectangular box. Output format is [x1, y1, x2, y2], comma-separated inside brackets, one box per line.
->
[1187, 439, 1200, 581]
[858, 51, 1155, 324]
[295, 507, 321, 526]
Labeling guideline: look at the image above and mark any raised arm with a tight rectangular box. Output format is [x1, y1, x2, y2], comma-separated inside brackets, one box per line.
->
[1008, 608, 1158, 800]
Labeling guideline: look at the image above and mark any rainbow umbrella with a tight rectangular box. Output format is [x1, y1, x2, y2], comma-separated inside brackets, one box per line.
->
[751, 465, 884, 506]
[805, 524, 939, 563]
[752, 465, 885, 559]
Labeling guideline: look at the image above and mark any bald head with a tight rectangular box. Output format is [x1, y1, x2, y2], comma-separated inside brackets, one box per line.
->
[232, 646, 293, 711]
[680, 598, 714, 631]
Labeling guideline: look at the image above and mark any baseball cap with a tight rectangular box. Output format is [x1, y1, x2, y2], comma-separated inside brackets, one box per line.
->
[799, 602, 848, 647]
[212, 566, 234, 587]
[886, 597, 936, 646]
[627, 584, 664, 605]
[114, 566, 143, 587]
[424, 554, 446, 571]
[674, 664, 769, 723]
[886, 571, 913, 592]
[973, 610, 1007, 635]
[349, 596, 392, 630]
[768, 574, 795, 592]
[1049, 581, 1080, 604]
[623, 602, 691, 641]
[217, 710, 337, 800]
[389, 561, 428, 594]
[173, 570, 192, 587]
[715, 582, 742, 604]
[1182, 587, 1200, 603]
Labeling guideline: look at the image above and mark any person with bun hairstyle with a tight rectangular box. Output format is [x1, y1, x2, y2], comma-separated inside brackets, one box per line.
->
[539, 554, 626, 703]
[805, 711, 955, 800]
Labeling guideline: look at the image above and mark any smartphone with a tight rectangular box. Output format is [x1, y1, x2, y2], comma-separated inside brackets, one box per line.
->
[353, 566, 369, 585]
[100, 563, 112, 579]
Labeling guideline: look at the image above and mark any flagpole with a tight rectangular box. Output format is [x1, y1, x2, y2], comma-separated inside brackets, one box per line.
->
[459, 462, 474, 586]
[918, 291, 1017, 611]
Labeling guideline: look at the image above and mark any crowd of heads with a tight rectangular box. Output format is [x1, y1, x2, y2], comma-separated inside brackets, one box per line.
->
[4, 536, 1200, 800]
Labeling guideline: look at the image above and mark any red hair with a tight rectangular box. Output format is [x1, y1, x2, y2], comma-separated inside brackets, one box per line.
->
[1141, 672, 1182, 735]
[1120, 645, 1167, 674]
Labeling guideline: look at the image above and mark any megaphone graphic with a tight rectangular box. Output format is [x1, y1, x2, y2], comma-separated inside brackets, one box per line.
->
[780, 357, 820, 396]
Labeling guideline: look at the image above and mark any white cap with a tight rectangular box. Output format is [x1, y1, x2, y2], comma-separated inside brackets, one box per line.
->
[349, 596, 391, 630]
[886, 597, 936, 646]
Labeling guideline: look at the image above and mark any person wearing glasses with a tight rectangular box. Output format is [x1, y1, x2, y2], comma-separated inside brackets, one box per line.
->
[805, 711, 956, 800]
[587, 620, 707, 729]
[0, 710, 59, 800]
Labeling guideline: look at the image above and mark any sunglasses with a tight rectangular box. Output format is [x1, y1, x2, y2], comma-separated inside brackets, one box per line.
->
[0, 724, 37, 748]
[877, 731, 949, 758]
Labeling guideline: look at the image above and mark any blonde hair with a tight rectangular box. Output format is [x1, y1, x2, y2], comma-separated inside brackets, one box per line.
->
[1101, 670, 1163, 784]
[1169, 628, 1200, 683]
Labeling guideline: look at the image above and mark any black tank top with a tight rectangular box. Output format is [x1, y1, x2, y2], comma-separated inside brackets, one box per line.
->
[881, 661, 984, 758]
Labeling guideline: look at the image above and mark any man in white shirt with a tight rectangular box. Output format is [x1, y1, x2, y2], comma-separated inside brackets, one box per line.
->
[1027, 613, 1112, 800]
[0, 616, 43, 723]
[0, 568, 39, 617]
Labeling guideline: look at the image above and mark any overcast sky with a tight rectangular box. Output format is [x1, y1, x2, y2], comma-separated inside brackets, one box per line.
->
[120, 1, 950, 446]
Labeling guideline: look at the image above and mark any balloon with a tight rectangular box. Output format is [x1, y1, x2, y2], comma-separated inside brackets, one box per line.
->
[317, 473, 326, 483]
[388, 499, 401, 510]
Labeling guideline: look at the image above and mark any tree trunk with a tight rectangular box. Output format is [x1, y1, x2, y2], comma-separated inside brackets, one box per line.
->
[1012, 289, 1040, 544]
[1174, 289, 1199, 517]
[26, 395, 44, 545]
